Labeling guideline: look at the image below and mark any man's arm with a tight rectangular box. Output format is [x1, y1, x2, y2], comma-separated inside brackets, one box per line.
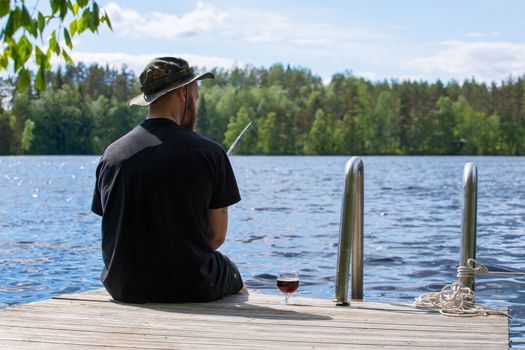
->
[91, 161, 104, 216]
[208, 207, 228, 250]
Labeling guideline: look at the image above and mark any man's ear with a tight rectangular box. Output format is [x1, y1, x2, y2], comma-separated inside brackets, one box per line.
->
[175, 86, 186, 98]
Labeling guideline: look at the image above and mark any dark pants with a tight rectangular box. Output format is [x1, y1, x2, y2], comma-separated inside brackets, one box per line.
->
[198, 252, 244, 302]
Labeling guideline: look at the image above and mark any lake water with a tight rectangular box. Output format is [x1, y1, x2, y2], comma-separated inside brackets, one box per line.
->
[0, 156, 524, 347]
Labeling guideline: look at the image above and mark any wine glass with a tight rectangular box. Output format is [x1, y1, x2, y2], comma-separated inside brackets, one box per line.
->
[277, 272, 300, 304]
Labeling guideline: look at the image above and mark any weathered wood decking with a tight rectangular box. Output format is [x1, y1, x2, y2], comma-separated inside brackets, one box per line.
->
[0, 288, 509, 349]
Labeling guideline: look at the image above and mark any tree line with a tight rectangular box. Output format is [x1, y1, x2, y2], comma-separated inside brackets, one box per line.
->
[0, 63, 524, 155]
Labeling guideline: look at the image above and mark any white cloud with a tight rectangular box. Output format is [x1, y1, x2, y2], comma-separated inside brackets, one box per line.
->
[402, 41, 525, 82]
[245, 34, 278, 44]
[52, 52, 239, 74]
[465, 32, 484, 38]
[104, 1, 227, 39]
[103, 1, 388, 53]
[464, 31, 501, 38]
[228, 8, 387, 49]
[291, 38, 332, 46]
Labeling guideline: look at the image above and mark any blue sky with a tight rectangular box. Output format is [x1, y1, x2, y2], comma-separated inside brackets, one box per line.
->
[68, 0, 525, 83]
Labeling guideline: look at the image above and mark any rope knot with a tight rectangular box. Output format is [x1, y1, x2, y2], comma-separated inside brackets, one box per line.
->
[457, 258, 488, 278]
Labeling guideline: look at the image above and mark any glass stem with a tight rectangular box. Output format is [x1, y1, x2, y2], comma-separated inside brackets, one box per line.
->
[285, 293, 290, 304]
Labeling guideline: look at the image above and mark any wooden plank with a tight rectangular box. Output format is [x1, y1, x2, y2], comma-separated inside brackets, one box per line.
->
[0, 337, 434, 350]
[0, 339, 145, 350]
[0, 306, 509, 338]
[12, 298, 507, 327]
[0, 310, 506, 334]
[0, 318, 508, 345]
[0, 305, 506, 337]
[0, 326, 507, 349]
[0, 289, 509, 350]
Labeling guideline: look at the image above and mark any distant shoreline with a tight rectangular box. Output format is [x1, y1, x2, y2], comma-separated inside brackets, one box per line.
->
[1, 64, 524, 157]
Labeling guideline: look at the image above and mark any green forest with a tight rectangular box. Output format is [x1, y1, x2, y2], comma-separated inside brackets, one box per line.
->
[0, 63, 524, 155]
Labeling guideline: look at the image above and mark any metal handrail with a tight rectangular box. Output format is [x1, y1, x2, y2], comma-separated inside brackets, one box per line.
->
[459, 162, 478, 291]
[335, 157, 364, 305]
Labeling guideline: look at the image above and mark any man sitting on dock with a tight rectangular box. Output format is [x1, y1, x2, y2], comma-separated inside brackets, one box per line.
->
[91, 57, 248, 303]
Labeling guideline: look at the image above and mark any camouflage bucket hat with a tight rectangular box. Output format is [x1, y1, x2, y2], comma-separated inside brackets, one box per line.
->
[129, 57, 214, 106]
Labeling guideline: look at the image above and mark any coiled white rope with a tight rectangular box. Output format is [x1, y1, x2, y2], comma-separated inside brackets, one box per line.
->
[414, 259, 524, 318]
[414, 282, 509, 317]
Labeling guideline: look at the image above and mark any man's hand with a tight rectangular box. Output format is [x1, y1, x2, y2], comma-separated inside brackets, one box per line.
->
[207, 207, 228, 250]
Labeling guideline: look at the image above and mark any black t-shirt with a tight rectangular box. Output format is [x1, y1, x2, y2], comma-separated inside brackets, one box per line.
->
[91, 118, 241, 302]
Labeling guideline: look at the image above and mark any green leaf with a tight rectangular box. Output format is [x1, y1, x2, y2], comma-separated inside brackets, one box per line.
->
[69, 19, 77, 35]
[59, 0, 67, 20]
[51, 0, 59, 14]
[72, 3, 79, 16]
[0, 52, 8, 69]
[22, 6, 38, 38]
[77, 17, 85, 33]
[35, 46, 46, 65]
[45, 47, 52, 61]
[106, 13, 113, 30]
[3, 12, 14, 38]
[10, 41, 21, 72]
[0, 0, 10, 18]
[35, 67, 46, 91]
[49, 30, 60, 55]
[62, 49, 73, 64]
[92, 2, 99, 19]
[17, 34, 33, 66]
[35, 46, 51, 69]
[4, 36, 15, 51]
[37, 12, 45, 35]
[21, 5, 31, 26]
[31, 21, 39, 37]
[4, 7, 22, 38]
[77, 12, 88, 33]
[64, 28, 73, 49]
[49, 30, 56, 50]
[77, 0, 89, 7]
[90, 2, 100, 31]
[20, 6, 37, 37]
[12, 7, 22, 29]
[102, 12, 112, 31]
[18, 68, 31, 91]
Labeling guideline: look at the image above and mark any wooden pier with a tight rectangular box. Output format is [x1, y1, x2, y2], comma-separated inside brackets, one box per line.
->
[0, 288, 509, 349]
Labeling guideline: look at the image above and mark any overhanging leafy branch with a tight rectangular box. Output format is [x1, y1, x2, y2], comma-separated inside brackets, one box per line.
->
[0, 0, 111, 91]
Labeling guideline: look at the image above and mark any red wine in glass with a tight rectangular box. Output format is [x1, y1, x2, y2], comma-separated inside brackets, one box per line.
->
[277, 272, 299, 304]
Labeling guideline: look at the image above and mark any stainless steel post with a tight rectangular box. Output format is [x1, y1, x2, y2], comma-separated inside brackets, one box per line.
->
[335, 157, 364, 305]
[351, 160, 364, 301]
[459, 162, 478, 291]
